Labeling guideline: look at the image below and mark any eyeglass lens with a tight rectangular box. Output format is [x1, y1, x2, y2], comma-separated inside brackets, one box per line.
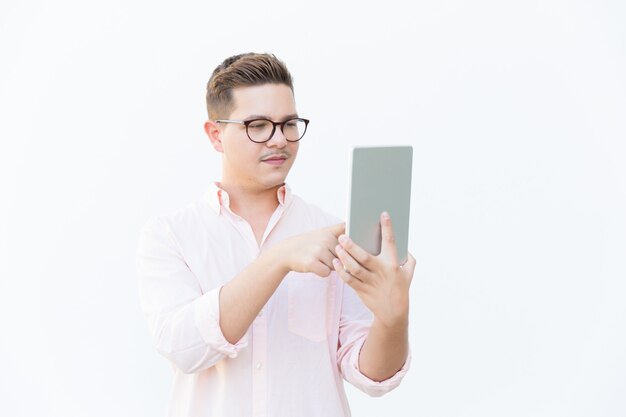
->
[247, 119, 307, 142]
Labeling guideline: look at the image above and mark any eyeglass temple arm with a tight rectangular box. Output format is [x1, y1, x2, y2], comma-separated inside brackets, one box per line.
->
[215, 119, 246, 124]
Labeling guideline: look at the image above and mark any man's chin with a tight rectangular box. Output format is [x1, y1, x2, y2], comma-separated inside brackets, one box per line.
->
[265, 178, 288, 189]
[259, 174, 289, 189]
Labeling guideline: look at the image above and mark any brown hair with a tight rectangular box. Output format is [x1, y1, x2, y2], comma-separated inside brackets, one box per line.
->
[206, 53, 294, 120]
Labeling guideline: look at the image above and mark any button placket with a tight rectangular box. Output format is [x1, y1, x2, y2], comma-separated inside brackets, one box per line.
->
[222, 194, 284, 417]
[252, 307, 267, 417]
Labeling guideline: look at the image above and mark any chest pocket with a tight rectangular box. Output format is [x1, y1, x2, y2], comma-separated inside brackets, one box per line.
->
[287, 272, 331, 342]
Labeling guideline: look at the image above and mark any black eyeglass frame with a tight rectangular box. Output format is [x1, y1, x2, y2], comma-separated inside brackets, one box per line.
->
[215, 117, 310, 143]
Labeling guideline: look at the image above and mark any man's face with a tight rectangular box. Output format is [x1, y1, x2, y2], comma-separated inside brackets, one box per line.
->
[210, 83, 300, 191]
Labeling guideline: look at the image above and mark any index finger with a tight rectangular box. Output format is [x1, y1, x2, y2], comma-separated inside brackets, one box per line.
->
[327, 222, 346, 237]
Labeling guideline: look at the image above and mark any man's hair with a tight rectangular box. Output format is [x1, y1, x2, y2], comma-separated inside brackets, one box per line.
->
[206, 52, 294, 120]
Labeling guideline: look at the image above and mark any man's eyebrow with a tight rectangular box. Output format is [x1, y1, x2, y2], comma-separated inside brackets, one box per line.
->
[243, 113, 299, 121]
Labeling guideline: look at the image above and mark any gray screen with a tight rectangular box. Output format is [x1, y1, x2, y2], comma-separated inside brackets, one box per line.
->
[346, 146, 413, 264]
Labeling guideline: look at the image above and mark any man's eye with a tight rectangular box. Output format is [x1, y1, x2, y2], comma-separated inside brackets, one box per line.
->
[249, 122, 268, 129]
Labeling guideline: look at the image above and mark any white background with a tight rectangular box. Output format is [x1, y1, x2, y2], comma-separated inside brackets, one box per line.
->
[1, 0, 625, 416]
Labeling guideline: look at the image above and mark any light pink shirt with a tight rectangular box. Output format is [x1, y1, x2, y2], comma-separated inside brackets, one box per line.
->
[135, 182, 411, 417]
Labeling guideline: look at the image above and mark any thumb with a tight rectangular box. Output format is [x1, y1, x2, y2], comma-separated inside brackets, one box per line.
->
[380, 211, 399, 264]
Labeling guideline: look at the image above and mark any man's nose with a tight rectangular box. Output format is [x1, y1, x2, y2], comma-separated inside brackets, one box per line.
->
[266, 126, 288, 147]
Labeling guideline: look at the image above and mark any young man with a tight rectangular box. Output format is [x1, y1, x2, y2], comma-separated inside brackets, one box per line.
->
[136, 53, 416, 417]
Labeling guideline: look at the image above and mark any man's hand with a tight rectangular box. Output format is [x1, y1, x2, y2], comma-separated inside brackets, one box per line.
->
[332, 212, 416, 328]
[277, 223, 345, 277]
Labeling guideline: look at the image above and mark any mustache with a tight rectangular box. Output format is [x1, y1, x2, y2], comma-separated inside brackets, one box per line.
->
[260, 152, 291, 161]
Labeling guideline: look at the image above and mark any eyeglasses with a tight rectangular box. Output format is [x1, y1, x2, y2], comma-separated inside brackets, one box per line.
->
[215, 117, 309, 143]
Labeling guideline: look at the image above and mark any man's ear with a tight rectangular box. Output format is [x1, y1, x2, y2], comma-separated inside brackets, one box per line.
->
[204, 120, 224, 153]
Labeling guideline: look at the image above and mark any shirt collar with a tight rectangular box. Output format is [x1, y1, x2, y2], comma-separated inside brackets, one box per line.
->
[204, 182, 293, 215]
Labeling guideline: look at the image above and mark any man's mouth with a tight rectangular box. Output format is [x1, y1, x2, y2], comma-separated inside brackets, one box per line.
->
[261, 154, 288, 163]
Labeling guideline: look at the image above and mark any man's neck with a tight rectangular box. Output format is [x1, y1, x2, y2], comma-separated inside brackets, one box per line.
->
[219, 180, 284, 246]
[218, 180, 283, 219]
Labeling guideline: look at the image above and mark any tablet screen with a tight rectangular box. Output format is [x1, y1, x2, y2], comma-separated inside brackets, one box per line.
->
[346, 146, 413, 263]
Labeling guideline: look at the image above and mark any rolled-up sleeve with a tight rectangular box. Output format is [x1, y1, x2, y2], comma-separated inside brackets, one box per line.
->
[136, 216, 248, 374]
[336, 280, 411, 397]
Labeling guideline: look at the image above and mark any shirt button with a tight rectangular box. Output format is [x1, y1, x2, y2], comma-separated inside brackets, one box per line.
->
[256, 362, 262, 370]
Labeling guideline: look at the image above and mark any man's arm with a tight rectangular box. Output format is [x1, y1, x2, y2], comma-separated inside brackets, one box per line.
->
[219, 223, 345, 344]
[218, 245, 287, 344]
[358, 315, 409, 382]
[332, 211, 416, 382]
[137, 216, 343, 373]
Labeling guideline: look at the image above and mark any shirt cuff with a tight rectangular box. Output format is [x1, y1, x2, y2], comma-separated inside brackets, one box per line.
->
[348, 337, 412, 395]
[193, 285, 249, 359]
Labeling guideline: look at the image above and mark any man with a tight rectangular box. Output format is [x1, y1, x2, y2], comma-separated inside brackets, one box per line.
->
[136, 52, 416, 417]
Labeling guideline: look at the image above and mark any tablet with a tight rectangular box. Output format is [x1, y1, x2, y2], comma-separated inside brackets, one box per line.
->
[346, 145, 413, 264]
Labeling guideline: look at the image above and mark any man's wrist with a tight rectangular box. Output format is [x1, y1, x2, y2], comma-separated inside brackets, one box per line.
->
[373, 311, 409, 333]
[263, 241, 291, 276]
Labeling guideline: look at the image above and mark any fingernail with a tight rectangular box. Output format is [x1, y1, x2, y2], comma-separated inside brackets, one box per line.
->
[338, 235, 348, 244]
[382, 211, 390, 219]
